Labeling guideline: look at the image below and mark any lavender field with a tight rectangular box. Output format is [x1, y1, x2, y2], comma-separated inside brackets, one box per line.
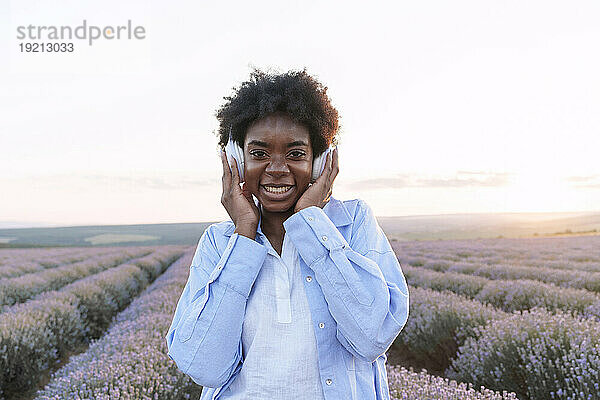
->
[1, 234, 599, 399]
[390, 235, 600, 400]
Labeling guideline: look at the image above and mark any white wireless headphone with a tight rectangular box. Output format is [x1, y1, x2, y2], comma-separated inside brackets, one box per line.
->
[224, 126, 334, 183]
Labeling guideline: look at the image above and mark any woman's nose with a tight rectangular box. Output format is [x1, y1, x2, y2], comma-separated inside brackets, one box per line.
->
[265, 155, 290, 175]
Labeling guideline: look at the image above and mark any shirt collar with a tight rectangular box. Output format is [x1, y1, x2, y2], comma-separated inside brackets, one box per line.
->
[222, 196, 352, 238]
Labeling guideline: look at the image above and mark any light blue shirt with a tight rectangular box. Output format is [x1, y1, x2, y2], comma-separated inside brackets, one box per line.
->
[165, 197, 410, 399]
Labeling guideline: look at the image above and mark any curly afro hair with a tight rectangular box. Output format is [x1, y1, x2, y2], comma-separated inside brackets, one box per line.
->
[215, 67, 339, 157]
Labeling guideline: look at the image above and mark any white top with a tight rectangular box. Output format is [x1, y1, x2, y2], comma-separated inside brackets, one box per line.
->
[218, 228, 325, 399]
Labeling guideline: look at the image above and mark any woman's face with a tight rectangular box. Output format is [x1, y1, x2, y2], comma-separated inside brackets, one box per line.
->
[243, 112, 313, 213]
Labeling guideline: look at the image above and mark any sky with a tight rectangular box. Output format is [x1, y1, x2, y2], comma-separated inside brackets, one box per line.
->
[1, 0, 599, 228]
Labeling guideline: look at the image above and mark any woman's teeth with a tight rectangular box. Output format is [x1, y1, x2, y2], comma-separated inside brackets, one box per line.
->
[264, 185, 293, 194]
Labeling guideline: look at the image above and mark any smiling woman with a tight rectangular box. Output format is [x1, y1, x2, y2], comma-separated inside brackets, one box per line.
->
[165, 68, 410, 400]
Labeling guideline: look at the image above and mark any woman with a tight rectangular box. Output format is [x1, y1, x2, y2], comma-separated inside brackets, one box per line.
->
[166, 68, 409, 400]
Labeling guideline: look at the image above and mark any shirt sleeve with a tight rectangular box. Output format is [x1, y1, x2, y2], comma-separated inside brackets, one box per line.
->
[165, 225, 268, 388]
[282, 200, 409, 363]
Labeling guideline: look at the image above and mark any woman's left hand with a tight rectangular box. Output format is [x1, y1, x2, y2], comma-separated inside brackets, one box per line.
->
[294, 147, 339, 213]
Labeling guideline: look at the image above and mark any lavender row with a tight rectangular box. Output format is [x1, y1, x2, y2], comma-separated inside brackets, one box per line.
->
[393, 235, 600, 273]
[0, 246, 185, 397]
[0, 247, 108, 265]
[398, 251, 600, 293]
[403, 265, 600, 318]
[0, 247, 125, 279]
[447, 308, 600, 400]
[386, 365, 518, 400]
[34, 248, 202, 400]
[393, 286, 508, 373]
[0, 248, 154, 308]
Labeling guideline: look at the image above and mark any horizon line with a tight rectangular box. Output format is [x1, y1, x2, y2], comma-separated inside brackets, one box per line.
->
[2, 209, 599, 231]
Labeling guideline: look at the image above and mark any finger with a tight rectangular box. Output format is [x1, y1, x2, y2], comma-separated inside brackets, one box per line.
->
[221, 150, 232, 187]
[231, 157, 241, 187]
[241, 182, 252, 201]
[323, 186, 332, 204]
[242, 182, 260, 211]
[325, 148, 333, 173]
[329, 147, 339, 182]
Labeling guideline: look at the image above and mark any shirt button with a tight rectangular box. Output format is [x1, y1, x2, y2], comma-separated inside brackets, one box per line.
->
[326, 379, 332, 385]
[306, 276, 312, 282]
[319, 322, 325, 329]
[308, 216, 314, 221]
[321, 235, 328, 242]
[217, 264, 222, 269]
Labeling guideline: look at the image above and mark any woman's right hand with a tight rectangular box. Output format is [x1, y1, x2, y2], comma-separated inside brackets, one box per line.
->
[220, 150, 260, 239]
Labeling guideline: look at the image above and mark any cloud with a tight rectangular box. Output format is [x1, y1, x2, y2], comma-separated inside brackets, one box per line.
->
[345, 171, 512, 190]
[565, 174, 600, 188]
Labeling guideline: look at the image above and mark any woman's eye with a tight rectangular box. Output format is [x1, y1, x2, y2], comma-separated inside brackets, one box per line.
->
[289, 151, 306, 158]
[250, 150, 267, 158]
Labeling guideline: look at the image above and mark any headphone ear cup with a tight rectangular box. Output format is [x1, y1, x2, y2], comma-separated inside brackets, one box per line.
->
[311, 147, 331, 182]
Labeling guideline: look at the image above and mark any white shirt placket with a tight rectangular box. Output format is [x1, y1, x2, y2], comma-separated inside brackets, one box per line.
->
[273, 234, 294, 324]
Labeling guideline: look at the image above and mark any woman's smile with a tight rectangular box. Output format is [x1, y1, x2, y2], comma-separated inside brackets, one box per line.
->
[260, 184, 296, 199]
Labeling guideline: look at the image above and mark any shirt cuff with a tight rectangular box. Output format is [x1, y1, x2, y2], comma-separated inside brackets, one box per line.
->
[208, 233, 268, 298]
[283, 206, 349, 267]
